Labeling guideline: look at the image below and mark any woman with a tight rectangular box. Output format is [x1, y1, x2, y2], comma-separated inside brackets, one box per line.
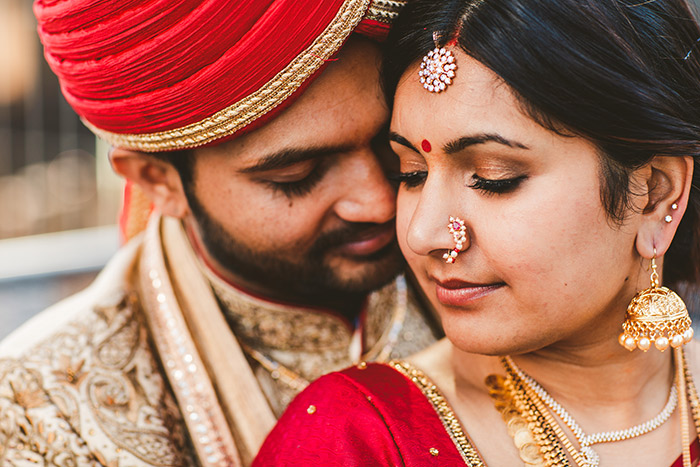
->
[254, 0, 700, 465]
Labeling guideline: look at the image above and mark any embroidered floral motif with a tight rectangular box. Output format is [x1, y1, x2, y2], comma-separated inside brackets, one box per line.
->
[0, 290, 196, 466]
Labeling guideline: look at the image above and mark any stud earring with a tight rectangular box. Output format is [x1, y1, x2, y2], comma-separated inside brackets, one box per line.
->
[665, 215, 673, 223]
[672, 203, 679, 210]
[443, 216, 466, 264]
[619, 248, 693, 351]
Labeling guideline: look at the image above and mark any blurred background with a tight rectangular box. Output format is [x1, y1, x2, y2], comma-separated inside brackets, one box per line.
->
[0, 0, 122, 340]
[2, 0, 700, 341]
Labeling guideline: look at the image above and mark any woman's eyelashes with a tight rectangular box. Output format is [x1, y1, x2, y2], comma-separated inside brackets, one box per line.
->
[390, 170, 527, 194]
[389, 170, 427, 188]
[468, 174, 527, 195]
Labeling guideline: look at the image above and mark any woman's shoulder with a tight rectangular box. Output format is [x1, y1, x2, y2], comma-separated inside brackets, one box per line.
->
[254, 360, 472, 466]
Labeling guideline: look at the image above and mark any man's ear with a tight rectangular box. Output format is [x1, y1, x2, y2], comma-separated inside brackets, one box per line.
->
[110, 148, 191, 219]
[635, 155, 694, 259]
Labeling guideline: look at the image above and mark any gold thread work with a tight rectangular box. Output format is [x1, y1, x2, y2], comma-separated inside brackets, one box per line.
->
[391, 360, 485, 466]
[366, 0, 407, 23]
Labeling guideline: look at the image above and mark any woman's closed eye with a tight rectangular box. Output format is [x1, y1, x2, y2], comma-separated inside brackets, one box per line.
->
[468, 174, 527, 195]
[389, 170, 427, 188]
[389, 171, 527, 194]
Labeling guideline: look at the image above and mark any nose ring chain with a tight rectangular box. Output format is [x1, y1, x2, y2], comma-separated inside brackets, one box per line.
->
[443, 216, 466, 264]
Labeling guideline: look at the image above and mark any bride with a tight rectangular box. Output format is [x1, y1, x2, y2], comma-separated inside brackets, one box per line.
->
[254, 0, 700, 465]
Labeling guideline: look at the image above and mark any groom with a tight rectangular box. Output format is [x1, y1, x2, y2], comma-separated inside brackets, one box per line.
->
[0, 1, 440, 466]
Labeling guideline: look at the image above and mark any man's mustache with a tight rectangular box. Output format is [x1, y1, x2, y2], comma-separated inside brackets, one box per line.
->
[309, 221, 396, 256]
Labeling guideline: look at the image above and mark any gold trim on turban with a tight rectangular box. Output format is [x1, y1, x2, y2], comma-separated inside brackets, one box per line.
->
[366, 0, 407, 23]
[85, 0, 371, 152]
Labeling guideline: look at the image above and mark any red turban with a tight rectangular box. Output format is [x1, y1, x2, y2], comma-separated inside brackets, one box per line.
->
[34, 0, 406, 152]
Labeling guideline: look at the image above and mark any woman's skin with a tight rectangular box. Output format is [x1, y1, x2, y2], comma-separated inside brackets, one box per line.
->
[390, 51, 696, 466]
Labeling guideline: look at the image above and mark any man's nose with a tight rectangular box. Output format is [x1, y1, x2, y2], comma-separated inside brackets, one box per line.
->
[333, 151, 396, 225]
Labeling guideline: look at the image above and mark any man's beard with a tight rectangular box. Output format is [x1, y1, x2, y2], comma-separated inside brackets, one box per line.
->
[187, 194, 404, 307]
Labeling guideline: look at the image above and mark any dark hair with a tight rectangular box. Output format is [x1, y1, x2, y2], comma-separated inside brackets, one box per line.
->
[384, 0, 700, 286]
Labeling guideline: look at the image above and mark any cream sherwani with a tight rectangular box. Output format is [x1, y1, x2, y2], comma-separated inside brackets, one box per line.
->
[0, 216, 439, 466]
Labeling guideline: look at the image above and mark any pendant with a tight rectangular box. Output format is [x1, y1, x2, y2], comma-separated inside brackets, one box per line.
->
[580, 446, 600, 467]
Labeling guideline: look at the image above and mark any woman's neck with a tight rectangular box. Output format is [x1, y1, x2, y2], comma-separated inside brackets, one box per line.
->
[452, 338, 676, 433]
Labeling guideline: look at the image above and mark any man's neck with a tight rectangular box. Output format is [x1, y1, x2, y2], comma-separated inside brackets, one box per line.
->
[187, 226, 367, 321]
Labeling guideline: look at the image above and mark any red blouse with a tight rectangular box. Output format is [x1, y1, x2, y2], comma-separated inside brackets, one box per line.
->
[254, 362, 700, 466]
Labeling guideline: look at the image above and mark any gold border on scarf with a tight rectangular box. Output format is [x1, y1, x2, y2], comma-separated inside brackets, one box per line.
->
[139, 216, 243, 466]
[85, 0, 371, 152]
[390, 360, 485, 467]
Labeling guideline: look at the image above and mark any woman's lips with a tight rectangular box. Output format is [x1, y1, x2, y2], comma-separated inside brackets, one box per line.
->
[433, 278, 504, 307]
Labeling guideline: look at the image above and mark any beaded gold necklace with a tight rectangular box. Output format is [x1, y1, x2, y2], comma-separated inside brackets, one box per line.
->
[486, 348, 700, 467]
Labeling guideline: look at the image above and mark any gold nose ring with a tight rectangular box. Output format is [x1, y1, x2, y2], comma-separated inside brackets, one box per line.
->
[443, 216, 466, 264]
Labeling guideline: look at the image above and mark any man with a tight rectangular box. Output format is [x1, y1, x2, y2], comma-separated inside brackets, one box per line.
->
[0, 1, 440, 466]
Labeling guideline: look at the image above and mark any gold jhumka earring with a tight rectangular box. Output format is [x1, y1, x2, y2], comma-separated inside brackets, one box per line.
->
[619, 248, 693, 352]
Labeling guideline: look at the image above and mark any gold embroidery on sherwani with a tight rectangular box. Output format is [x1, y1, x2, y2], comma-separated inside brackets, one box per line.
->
[0, 289, 194, 467]
[204, 255, 440, 416]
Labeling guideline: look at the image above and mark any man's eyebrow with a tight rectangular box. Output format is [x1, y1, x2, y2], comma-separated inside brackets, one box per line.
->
[240, 144, 353, 173]
[388, 131, 420, 153]
[443, 134, 529, 154]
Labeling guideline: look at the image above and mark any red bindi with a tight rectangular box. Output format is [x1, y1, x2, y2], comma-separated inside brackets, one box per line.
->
[421, 139, 432, 152]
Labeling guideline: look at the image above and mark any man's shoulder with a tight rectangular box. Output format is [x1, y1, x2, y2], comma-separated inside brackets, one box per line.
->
[0, 238, 195, 466]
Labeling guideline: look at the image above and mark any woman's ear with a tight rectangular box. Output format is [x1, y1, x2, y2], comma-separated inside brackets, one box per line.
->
[635, 156, 694, 259]
[110, 148, 191, 218]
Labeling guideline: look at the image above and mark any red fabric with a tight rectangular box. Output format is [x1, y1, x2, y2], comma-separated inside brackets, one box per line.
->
[670, 437, 700, 467]
[118, 180, 133, 244]
[256, 363, 698, 466]
[254, 363, 469, 466]
[33, 0, 391, 146]
[355, 18, 392, 41]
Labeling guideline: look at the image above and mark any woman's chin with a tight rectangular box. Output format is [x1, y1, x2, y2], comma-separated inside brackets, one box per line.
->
[442, 323, 558, 357]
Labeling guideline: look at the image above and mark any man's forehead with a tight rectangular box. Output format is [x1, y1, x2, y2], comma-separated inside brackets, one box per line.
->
[200, 38, 387, 166]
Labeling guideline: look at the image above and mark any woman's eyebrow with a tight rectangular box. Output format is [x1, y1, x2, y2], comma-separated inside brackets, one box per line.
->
[443, 133, 529, 154]
[388, 131, 420, 153]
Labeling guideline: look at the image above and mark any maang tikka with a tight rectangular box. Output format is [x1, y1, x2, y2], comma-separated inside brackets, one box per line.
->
[619, 248, 693, 352]
[419, 32, 457, 93]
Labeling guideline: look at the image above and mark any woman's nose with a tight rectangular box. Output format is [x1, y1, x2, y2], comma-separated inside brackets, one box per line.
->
[404, 188, 470, 261]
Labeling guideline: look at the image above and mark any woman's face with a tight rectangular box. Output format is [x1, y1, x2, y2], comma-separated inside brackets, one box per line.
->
[390, 52, 647, 355]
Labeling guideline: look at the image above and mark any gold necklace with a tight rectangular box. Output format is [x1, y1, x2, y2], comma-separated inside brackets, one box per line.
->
[239, 342, 310, 391]
[503, 356, 678, 467]
[486, 372, 570, 466]
[490, 348, 700, 467]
